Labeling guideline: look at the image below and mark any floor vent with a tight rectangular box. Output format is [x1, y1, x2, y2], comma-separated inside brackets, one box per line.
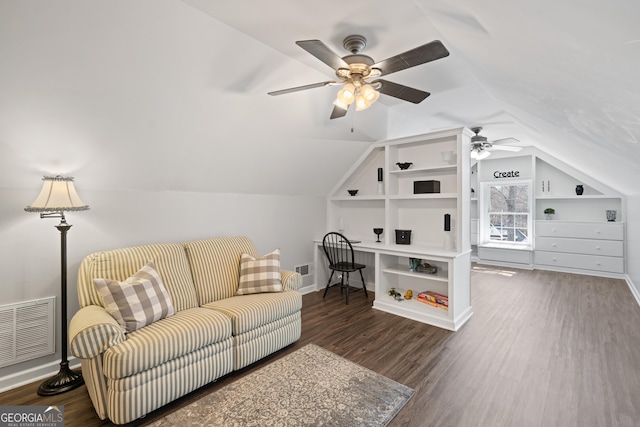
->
[0, 297, 55, 368]
[294, 263, 314, 288]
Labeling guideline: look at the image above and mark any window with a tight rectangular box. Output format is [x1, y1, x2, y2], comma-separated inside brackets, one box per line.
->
[482, 181, 531, 245]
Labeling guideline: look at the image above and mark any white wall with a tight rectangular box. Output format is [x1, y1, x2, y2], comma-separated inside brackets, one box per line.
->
[626, 194, 640, 301]
[0, 187, 326, 388]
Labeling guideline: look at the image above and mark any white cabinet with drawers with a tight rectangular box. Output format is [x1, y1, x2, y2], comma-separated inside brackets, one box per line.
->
[534, 221, 625, 275]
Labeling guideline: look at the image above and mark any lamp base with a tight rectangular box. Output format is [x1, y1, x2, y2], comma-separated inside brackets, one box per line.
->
[37, 361, 84, 396]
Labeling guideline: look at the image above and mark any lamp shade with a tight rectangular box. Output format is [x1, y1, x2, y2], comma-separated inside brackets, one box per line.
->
[25, 176, 89, 213]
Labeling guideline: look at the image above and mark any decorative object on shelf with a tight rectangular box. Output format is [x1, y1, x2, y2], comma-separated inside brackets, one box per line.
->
[417, 263, 437, 274]
[441, 150, 456, 165]
[413, 180, 440, 194]
[575, 184, 584, 195]
[373, 228, 383, 243]
[544, 208, 555, 220]
[25, 175, 89, 396]
[396, 162, 413, 170]
[395, 229, 411, 244]
[541, 180, 551, 194]
[347, 189, 359, 196]
[377, 167, 384, 195]
[404, 289, 413, 300]
[338, 217, 344, 235]
[387, 287, 403, 301]
[409, 257, 420, 271]
[444, 213, 455, 250]
[606, 210, 617, 222]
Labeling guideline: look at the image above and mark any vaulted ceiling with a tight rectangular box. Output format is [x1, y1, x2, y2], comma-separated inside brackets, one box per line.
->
[2, 0, 639, 196]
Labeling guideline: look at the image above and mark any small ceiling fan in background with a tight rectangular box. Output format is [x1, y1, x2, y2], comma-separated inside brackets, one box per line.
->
[470, 126, 522, 160]
[268, 35, 450, 119]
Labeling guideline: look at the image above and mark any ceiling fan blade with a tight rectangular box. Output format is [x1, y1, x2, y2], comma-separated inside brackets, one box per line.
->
[373, 79, 430, 104]
[371, 40, 450, 76]
[490, 145, 522, 152]
[330, 104, 349, 120]
[296, 40, 350, 71]
[491, 137, 521, 145]
[268, 81, 337, 96]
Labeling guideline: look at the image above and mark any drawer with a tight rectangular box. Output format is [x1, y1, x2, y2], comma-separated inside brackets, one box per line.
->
[535, 251, 624, 274]
[478, 247, 532, 264]
[535, 221, 623, 240]
[535, 236, 623, 257]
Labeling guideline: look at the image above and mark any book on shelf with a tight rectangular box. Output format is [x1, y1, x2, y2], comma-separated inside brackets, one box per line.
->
[416, 297, 448, 311]
[416, 291, 449, 307]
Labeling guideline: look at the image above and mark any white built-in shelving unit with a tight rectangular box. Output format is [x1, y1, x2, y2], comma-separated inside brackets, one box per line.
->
[318, 127, 473, 331]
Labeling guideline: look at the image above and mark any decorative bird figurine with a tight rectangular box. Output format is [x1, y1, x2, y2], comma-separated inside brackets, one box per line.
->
[396, 162, 413, 170]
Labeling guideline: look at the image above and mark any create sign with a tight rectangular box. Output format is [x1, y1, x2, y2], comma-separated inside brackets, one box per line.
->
[494, 170, 520, 178]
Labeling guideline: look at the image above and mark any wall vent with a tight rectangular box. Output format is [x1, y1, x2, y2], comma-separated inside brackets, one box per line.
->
[294, 263, 314, 288]
[0, 297, 55, 368]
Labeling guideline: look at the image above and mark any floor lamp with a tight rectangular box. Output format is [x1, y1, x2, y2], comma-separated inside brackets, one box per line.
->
[25, 175, 89, 396]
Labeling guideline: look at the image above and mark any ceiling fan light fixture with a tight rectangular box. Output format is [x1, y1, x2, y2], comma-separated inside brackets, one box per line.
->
[360, 84, 378, 102]
[471, 149, 491, 160]
[355, 93, 373, 111]
[337, 83, 356, 104]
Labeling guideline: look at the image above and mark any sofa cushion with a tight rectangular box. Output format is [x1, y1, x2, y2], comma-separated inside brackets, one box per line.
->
[237, 249, 283, 295]
[203, 291, 302, 335]
[102, 307, 232, 379]
[183, 237, 259, 304]
[95, 261, 175, 333]
[80, 243, 199, 312]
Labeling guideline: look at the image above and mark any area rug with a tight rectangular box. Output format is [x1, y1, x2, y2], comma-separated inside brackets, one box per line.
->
[149, 343, 414, 427]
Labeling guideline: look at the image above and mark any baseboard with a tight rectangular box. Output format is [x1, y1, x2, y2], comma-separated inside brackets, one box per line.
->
[0, 357, 81, 393]
[625, 274, 640, 307]
[298, 284, 317, 295]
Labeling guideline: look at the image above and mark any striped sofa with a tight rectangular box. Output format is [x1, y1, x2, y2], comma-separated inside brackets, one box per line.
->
[68, 236, 302, 424]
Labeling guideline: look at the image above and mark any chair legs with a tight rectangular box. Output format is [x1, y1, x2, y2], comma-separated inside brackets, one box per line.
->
[323, 269, 368, 305]
[323, 270, 335, 299]
[359, 269, 368, 298]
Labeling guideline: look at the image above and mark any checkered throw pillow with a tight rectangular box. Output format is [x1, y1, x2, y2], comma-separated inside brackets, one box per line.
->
[94, 261, 175, 333]
[236, 249, 283, 295]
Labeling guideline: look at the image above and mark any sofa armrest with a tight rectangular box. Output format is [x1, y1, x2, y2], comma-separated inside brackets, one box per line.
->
[69, 305, 125, 359]
[281, 269, 302, 292]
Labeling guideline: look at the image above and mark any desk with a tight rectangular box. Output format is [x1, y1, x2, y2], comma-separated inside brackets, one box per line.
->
[314, 239, 473, 331]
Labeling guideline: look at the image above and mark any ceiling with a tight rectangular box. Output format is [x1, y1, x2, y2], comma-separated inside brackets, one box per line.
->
[1, 0, 638, 197]
[183, 0, 640, 195]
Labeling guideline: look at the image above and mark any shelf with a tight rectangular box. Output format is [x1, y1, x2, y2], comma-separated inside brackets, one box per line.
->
[330, 195, 386, 201]
[382, 264, 448, 282]
[379, 293, 448, 312]
[535, 195, 617, 200]
[389, 193, 458, 200]
[389, 165, 456, 175]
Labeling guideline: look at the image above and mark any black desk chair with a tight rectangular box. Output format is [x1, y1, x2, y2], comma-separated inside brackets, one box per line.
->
[321, 232, 368, 304]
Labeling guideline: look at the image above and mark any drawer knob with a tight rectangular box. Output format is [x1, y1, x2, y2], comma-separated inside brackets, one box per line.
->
[552, 228, 557, 232]
[596, 262, 602, 266]
[596, 230, 601, 234]
[552, 258, 557, 262]
[596, 246, 601, 250]
[552, 243, 557, 248]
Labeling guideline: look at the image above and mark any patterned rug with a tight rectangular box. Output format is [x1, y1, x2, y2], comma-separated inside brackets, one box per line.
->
[148, 343, 414, 427]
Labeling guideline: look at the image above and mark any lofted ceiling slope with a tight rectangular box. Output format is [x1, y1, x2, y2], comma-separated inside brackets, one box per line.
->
[184, 0, 640, 196]
[1, 0, 639, 197]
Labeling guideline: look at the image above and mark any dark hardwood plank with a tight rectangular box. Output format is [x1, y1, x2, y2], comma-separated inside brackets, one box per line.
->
[2, 266, 640, 426]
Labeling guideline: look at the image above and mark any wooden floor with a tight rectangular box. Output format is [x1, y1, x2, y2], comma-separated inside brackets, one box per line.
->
[3, 265, 640, 426]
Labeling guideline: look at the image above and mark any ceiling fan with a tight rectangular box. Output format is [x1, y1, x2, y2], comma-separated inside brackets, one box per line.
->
[268, 35, 450, 119]
[470, 127, 522, 160]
